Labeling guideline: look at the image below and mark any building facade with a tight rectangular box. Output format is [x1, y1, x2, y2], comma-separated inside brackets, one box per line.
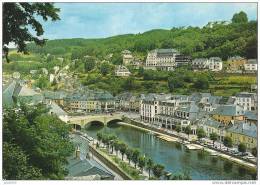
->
[145, 49, 191, 71]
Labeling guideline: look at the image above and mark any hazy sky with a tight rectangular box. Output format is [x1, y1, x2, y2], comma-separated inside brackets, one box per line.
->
[40, 2, 257, 39]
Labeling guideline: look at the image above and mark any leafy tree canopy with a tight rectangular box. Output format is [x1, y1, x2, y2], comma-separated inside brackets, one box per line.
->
[3, 3, 60, 62]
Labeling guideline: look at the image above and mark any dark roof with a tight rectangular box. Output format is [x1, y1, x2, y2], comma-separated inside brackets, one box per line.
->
[205, 118, 224, 129]
[244, 111, 257, 120]
[211, 105, 244, 116]
[227, 121, 257, 138]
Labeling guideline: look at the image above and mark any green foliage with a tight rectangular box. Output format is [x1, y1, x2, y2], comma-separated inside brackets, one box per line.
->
[84, 57, 96, 72]
[193, 75, 209, 89]
[138, 156, 146, 172]
[35, 76, 50, 89]
[210, 132, 218, 146]
[223, 136, 233, 148]
[99, 62, 113, 76]
[3, 3, 60, 61]
[3, 104, 74, 179]
[146, 158, 154, 178]
[232, 11, 248, 24]
[238, 143, 247, 153]
[132, 149, 140, 168]
[152, 164, 165, 179]
[176, 125, 181, 133]
[3, 142, 43, 180]
[184, 126, 192, 135]
[197, 128, 206, 139]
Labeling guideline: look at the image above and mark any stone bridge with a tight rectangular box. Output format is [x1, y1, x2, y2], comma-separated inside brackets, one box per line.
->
[67, 113, 124, 130]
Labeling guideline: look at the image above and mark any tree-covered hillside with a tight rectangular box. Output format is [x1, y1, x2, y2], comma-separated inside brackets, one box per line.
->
[26, 11, 257, 60]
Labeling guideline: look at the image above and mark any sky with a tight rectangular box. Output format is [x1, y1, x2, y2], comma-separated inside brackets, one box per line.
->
[39, 2, 257, 39]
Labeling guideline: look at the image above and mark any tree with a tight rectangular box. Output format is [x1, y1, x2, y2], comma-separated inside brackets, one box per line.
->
[251, 147, 257, 157]
[176, 125, 181, 134]
[99, 62, 112, 76]
[132, 149, 140, 168]
[152, 164, 165, 179]
[114, 139, 120, 156]
[138, 156, 146, 172]
[210, 132, 218, 147]
[223, 136, 233, 149]
[125, 148, 133, 164]
[118, 142, 127, 161]
[3, 142, 42, 180]
[84, 57, 96, 72]
[238, 143, 247, 153]
[146, 158, 154, 178]
[197, 128, 206, 139]
[97, 132, 103, 145]
[3, 104, 74, 180]
[123, 77, 136, 90]
[184, 126, 192, 140]
[193, 76, 209, 89]
[3, 3, 60, 62]
[232, 11, 248, 24]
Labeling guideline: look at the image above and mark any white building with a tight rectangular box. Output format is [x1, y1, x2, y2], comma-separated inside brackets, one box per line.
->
[145, 49, 191, 71]
[192, 58, 209, 69]
[115, 65, 131, 77]
[208, 57, 223, 71]
[121, 50, 133, 65]
[233, 92, 257, 111]
[244, 59, 257, 72]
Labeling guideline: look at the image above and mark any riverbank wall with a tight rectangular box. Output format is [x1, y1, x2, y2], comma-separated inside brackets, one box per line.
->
[89, 144, 132, 180]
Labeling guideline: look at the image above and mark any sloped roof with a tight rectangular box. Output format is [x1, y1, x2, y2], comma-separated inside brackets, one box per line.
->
[244, 111, 257, 121]
[48, 102, 67, 116]
[211, 105, 244, 116]
[227, 121, 257, 138]
[205, 118, 224, 129]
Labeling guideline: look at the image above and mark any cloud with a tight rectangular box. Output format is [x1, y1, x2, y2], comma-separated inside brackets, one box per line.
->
[40, 2, 257, 39]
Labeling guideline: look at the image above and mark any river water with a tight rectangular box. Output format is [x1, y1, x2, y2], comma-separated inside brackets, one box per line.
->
[83, 123, 257, 180]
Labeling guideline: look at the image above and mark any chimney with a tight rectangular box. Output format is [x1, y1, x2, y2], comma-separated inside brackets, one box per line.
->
[75, 145, 80, 159]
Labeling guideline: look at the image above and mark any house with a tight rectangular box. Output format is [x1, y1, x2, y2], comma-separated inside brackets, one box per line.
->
[140, 93, 172, 122]
[192, 58, 209, 70]
[244, 111, 257, 125]
[43, 90, 68, 107]
[121, 50, 133, 65]
[232, 92, 257, 111]
[203, 118, 226, 141]
[65, 89, 115, 113]
[244, 59, 257, 73]
[210, 105, 245, 125]
[192, 57, 222, 71]
[208, 57, 223, 71]
[227, 56, 246, 72]
[226, 121, 257, 149]
[145, 49, 191, 71]
[115, 65, 131, 77]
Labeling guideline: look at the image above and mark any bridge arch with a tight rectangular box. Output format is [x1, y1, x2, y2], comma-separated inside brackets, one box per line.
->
[106, 118, 123, 126]
[84, 120, 105, 129]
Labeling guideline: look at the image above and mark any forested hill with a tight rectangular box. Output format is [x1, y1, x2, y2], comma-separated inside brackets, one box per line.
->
[26, 12, 257, 60]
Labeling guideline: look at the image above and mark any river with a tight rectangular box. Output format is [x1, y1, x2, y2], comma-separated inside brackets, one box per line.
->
[83, 122, 256, 180]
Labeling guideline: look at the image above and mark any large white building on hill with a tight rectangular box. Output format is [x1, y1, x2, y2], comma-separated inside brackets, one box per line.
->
[145, 49, 191, 71]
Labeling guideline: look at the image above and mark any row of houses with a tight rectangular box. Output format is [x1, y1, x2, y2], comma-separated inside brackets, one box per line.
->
[140, 92, 257, 149]
[3, 79, 257, 149]
[121, 49, 257, 73]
